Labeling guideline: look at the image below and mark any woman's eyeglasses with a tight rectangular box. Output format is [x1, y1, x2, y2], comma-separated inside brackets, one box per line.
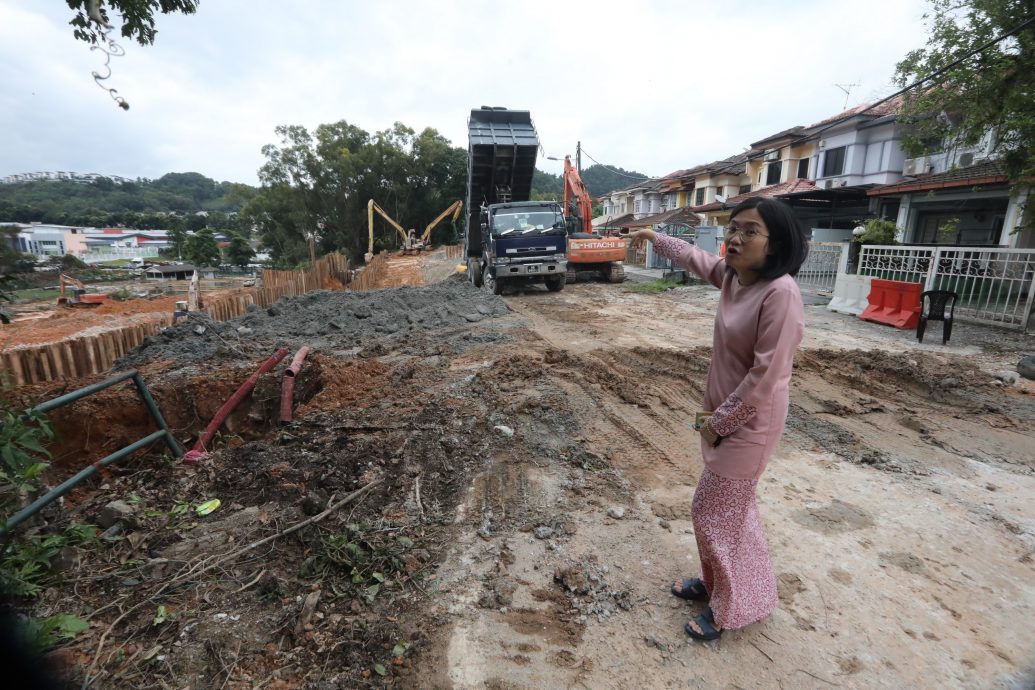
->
[723, 222, 769, 241]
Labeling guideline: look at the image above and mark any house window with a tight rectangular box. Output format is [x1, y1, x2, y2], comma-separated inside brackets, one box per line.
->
[739, 184, 751, 195]
[823, 146, 846, 176]
[766, 161, 782, 185]
[634, 200, 641, 213]
[714, 186, 724, 199]
[797, 158, 809, 179]
[695, 188, 705, 205]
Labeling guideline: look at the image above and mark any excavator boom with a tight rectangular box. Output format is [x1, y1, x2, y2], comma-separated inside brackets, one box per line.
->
[421, 200, 463, 245]
[57, 274, 106, 307]
[562, 156, 627, 275]
[367, 199, 411, 260]
[563, 156, 594, 235]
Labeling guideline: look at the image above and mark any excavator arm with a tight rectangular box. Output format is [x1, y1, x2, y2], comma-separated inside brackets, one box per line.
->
[59, 274, 85, 299]
[421, 200, 463, 245]
[563, 156, 594, 235]
[562, 155, 627, 280]
[58, 273, 106, 306]
[367, 199, 410, 260]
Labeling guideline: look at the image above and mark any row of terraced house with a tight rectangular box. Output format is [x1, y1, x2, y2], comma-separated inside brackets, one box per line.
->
[597, 98, 1032, 250]
[598, 99, 1035, 332]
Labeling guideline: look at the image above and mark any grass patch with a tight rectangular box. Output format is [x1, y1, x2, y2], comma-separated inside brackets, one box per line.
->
[95, 257, 159, 267]
[9, 288, 59, 302]
[625, 277, 683, 293]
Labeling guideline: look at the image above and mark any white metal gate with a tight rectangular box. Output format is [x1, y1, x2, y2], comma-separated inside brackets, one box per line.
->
[795, 241, 849, 294]
[858, 244, 1035, 331]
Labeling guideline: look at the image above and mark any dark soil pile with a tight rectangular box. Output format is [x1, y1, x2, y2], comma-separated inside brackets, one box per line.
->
[119, 275, 508, 366]
[35, 325, 545, 688]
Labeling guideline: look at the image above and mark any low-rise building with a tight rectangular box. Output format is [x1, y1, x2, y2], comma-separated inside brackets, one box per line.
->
[144, 264, 216, 281]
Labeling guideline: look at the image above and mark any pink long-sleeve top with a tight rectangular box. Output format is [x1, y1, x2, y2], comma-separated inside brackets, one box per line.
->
[652, 233, 804, 480]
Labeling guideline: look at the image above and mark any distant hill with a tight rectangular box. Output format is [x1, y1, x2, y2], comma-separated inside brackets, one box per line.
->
[0, 172, 256, 227]
[532, 164, 649, 201]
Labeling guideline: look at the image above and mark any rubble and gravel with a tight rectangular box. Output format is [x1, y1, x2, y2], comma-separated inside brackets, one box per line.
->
[553, 562, 633, 624]
[119, 274, 508, 366]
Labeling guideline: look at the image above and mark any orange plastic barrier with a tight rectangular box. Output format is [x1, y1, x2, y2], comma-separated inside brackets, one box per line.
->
[859, 278, 921, 329]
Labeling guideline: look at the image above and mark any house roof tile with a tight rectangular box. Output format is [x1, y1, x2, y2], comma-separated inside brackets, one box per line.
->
[750, 126, 807, 149]
[617, 207, 702, 229]
[866, 160, 1007, 196]
[592, 212, 636, 227]
[807, 96, 904, 130]
[690, 178, 818, 212]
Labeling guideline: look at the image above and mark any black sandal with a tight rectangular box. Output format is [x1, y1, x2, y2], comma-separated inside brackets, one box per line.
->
[671, 577, 709, 601]
[684, 606, 722, 641]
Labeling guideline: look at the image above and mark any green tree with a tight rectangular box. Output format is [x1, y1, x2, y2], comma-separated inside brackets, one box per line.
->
[247, 120, 467, 265]
[580, 164, 649, 198]
[0, 174, 256, 226]
[66, 0, 199, 46]
[855, 218, 900, 245]
[531, 169, 563, 200]
[183, 228, 220, 267]
[165, 215, 188, 259]
[895, 0, 1035, 183]
[1, 225, 35, 276]
[225, 232, 255, 269]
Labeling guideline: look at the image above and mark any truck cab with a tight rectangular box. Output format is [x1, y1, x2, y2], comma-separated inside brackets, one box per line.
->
[477, 201, 568, 294]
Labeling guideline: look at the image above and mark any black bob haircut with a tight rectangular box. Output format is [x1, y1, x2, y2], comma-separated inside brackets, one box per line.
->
[729, 197, 809, 279]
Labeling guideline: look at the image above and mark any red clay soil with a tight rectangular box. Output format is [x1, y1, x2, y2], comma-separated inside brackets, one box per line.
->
[372, 253, 427, 289]
[0, 291, 241, 348]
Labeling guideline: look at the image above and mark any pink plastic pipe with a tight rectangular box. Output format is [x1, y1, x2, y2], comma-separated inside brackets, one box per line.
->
[183, 348, 289, 465]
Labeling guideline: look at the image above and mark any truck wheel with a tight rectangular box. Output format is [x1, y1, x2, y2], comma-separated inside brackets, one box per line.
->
[484, 266, 503, 295]
[607, 263, 625, 283]
[546, 274, 565, 292]
[469, 258, 483, 287]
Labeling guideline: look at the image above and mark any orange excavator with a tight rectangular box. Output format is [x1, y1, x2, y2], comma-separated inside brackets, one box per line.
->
[562, 155, 627, 283]
[57, 274, 108, 307]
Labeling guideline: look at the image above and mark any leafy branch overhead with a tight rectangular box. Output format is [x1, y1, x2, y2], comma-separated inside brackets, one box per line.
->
[66, 0, 200, 46]
[895, 0, 1035, 183]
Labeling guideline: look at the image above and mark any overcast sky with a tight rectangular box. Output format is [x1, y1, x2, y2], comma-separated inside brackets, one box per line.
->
[0, 0, 933, 185]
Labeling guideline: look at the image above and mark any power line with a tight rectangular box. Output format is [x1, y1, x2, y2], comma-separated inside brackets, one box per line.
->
[787, 14, 1035, 151]
[578, 148, 655, 182]
[576, 13, 1035, 194]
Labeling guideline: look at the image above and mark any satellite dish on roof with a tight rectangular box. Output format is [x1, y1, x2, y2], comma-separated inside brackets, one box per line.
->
[715, 194, 727, 205]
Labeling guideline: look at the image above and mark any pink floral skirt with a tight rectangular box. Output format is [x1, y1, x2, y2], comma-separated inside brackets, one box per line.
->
[691, 468, 778, 629]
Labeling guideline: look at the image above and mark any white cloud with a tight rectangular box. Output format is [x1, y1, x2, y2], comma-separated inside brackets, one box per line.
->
[0, 0, 931, 184]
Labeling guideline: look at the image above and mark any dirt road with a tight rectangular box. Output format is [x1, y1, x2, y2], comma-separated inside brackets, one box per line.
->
[18, 248, 1034, 689]
[415, 276, 1035, 690]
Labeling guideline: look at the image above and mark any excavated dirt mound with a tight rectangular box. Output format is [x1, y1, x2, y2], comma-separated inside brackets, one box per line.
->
[30, 315, 589, 688]
[119, 275, 508, 366]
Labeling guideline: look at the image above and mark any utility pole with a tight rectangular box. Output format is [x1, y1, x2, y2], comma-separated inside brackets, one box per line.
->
[576, 141, 582, 176]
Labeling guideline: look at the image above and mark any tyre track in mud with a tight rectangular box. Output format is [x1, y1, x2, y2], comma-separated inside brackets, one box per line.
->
[543, 347, 705, 489]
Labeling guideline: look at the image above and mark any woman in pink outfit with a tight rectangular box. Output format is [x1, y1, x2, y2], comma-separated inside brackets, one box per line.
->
[628, 197, 808, 641]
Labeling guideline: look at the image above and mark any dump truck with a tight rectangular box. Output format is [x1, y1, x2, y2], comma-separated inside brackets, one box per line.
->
[464, 107, 567, 294]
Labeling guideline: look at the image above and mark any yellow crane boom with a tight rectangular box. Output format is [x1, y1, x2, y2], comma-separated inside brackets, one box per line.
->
[421, 200, 463, 245]
[367, 199, 410, 261]
[366, 199, 465, 262]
